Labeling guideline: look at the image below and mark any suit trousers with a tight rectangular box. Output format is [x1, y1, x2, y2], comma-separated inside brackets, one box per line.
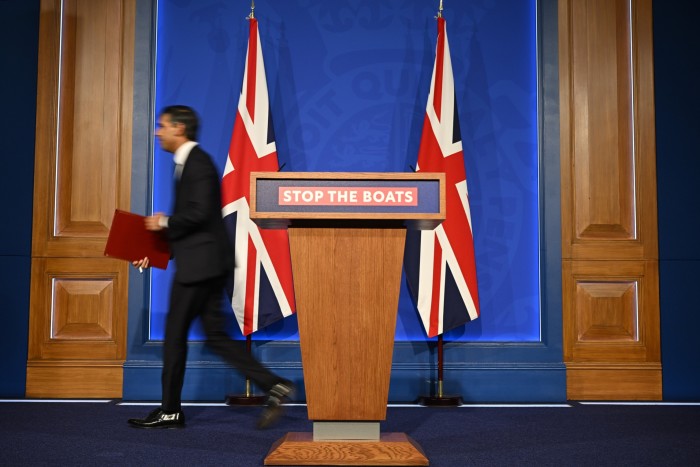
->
[161, 275, 281, 411]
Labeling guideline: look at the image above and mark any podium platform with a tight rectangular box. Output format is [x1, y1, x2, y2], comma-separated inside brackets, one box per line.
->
[250, 172, 444, 466]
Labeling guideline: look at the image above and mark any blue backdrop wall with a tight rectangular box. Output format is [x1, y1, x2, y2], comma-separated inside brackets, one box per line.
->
[149, 0, 540, 344]
[124, 0, 565, 403]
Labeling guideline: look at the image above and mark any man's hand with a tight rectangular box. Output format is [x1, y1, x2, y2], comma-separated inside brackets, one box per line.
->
[132, 257, 150, 273]
[145, 212, 166, 231]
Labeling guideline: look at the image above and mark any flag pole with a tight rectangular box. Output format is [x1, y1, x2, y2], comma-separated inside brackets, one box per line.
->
[225, 0, 296, 407]
[226, 1, 265, 407]
[420, 1, 460, 407]
[418, 334, 463, 406]
[225, 334, 267, 405]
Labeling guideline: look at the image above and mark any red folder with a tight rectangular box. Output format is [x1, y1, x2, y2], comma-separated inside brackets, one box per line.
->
[104, 210, 171, 269]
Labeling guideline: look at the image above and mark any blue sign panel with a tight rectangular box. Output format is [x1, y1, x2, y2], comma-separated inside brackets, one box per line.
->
[255, 177, 441, 215]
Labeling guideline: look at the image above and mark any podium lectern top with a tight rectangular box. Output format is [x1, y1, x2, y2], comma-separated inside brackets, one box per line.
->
[250, 172, 445, 230]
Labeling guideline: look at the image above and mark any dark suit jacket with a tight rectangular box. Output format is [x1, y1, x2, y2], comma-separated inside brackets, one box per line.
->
[167, 145, 233, 284]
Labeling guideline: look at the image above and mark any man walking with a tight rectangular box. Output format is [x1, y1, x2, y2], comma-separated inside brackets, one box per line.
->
[128, 105, 293, 430]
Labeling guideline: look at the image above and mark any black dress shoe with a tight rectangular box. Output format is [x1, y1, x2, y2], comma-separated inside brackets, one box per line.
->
[257, 381, 295, 429]
[128, 408, 185, 429]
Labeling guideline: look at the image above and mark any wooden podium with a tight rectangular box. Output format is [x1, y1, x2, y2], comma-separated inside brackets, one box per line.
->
[250, 172, 444, 466]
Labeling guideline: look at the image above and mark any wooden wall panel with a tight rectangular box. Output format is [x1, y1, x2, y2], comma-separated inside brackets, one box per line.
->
[32, 0, 134, 258]
[563, 260, 660, 364]
[27, 0, 135, 397]
[560, 0, 660, 399]
[571, 0, 635, 242]
[55, 0, 121, 236]
[29, 258, 124, 360]
[27, 257, 126, 397]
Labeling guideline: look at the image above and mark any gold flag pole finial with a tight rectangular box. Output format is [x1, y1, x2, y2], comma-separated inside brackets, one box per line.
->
[437, 0, 443, 18]
[248, 0, 255, 20]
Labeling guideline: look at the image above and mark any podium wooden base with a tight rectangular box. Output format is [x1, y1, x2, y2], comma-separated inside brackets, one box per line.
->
[264, 432, 429, 466]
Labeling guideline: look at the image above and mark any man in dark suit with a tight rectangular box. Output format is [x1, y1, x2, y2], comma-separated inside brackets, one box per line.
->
[128, 105, 293, 429]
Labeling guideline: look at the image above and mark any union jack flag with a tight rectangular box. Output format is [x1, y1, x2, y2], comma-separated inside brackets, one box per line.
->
[221, 17, 295, 335]
[404, 16, 480, 337]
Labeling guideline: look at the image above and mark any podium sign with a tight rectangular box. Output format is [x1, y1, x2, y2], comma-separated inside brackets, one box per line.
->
[252, 172, 442, 466]
[250, 172, 444, 228]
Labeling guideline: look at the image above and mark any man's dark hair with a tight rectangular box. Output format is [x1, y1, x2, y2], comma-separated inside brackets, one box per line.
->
[160, 105, 199, 141]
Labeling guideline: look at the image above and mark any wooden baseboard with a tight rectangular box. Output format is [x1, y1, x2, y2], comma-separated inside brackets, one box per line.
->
[264, 432, 429, 466]
[26, 360, 123, 398]
[566, 363, 662, 400]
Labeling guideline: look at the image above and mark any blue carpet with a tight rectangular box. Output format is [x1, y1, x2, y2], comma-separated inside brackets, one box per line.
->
[1, 401, 699, 466]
